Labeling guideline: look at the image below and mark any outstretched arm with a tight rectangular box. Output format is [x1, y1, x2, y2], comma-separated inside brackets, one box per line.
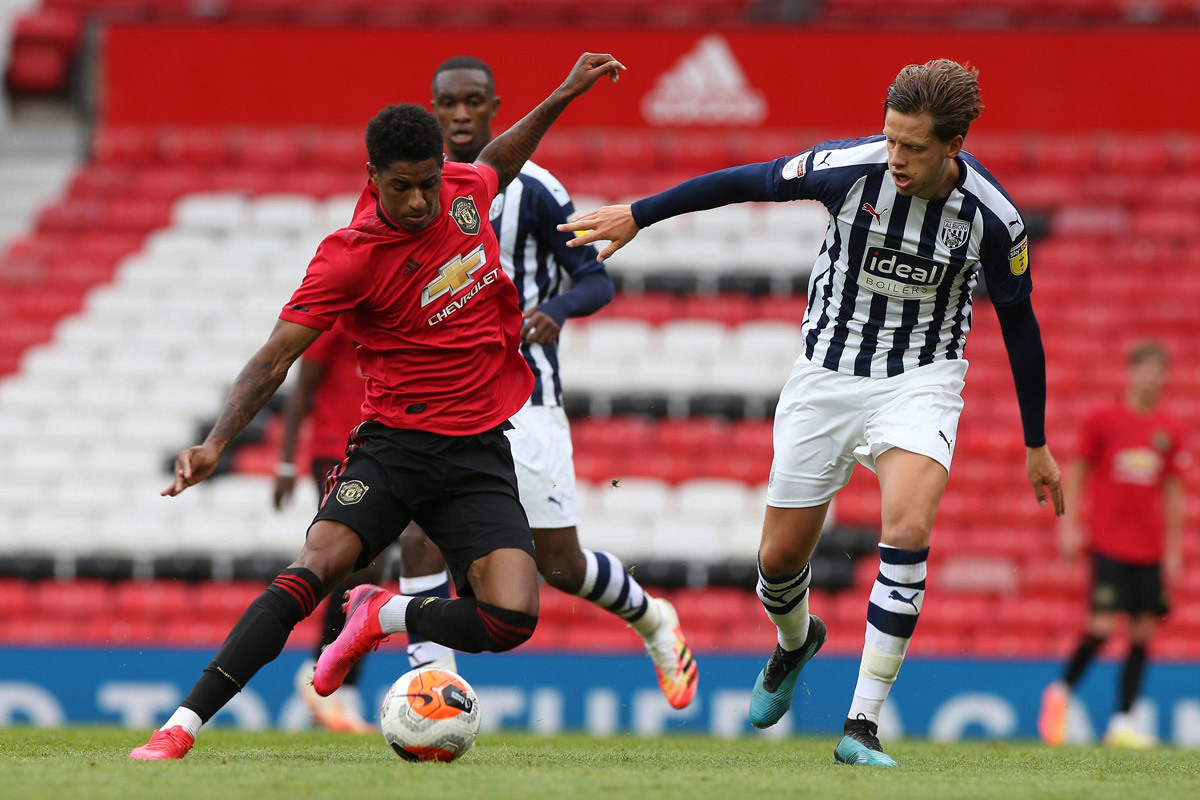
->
[164, 319, 322, 497]
[558, 162, 778, 261]
[477, 52, 624, 190]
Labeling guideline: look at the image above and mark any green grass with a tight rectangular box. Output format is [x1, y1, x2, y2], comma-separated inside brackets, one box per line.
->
[1, 728, 1197, 800]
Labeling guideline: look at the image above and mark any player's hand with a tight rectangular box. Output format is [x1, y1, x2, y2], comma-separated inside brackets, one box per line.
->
[521, 308, 561, 345]
[558, 53, 626, 98]
[272, 474, 296, 510]
[558, 204, 637, 262]
[1026, 444, 1065, 516]
[162, 442, 222, 497]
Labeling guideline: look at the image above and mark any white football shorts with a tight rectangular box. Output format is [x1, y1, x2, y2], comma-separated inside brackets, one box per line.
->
[505, 403, 580, 529]
[766, 356, 969, 508]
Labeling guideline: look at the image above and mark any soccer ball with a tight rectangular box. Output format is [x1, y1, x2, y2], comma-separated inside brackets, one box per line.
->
[380, 667, 480, 762]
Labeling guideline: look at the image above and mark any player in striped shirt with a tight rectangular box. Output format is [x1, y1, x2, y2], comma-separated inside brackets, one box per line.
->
[562, 59, 1065, 765]
[394, 57, 699, 709]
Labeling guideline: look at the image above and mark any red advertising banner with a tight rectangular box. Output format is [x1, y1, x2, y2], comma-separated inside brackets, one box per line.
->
[102, 26, 1199, 132]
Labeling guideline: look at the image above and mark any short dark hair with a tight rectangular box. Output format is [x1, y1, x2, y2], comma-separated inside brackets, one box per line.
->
[365, 104, 444, 169]
[885, 59, 983, 142]
[431, 56, 495, 94]
[1129, 339, 1169, 367]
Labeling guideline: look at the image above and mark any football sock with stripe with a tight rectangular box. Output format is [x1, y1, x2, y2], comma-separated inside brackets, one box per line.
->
[180, 567, 323, 724]
[578, 550, 661, 637]
[401, 596, 536, 653]
[847, 545, 928, 724]
[757, 558, 812, 651]
[399, 571, 455, 667]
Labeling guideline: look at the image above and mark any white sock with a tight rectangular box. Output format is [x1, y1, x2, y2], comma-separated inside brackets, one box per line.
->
[400, 570, 449, 595]
[578, 550, 661, 636]
[757, 560, 811, 652]
[847, 544, 928, 724]
[163, 707, 202, 738]
[378, 595, 414, 634]
[407, 641, 457, 670]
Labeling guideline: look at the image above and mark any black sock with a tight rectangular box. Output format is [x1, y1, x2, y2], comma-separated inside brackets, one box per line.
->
[1063, 633, 1104, 688]
[1119, 644, 1148, 713]
[405, 597, 536, 653]
[404, 579, 452, 647]
[181, 568, 322, 723]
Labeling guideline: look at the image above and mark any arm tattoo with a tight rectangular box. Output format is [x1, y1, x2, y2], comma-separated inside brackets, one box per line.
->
[205, 354, 289, 450]
[479, 90, 571, 189]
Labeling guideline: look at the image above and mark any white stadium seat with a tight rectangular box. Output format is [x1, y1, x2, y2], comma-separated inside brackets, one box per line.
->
[172, 192, 248, 235]
[249, 194, 320, 236]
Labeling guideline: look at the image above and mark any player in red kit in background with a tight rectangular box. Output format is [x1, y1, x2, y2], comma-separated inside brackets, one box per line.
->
[1039, 340, 1189, 749]
[129, 52, 625, 760]
[272, 321, 381, 734]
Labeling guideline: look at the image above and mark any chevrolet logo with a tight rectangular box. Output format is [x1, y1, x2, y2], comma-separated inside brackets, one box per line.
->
[420, 245, 487, 307]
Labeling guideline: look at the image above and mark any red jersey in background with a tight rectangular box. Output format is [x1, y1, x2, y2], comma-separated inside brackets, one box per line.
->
[301, 322, 364, 462]
[1079, 401, 1188, 564]
[279, 162, 534, 435]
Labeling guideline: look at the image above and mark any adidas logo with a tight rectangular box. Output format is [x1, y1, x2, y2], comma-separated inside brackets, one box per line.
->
[641, 33, 767, 126]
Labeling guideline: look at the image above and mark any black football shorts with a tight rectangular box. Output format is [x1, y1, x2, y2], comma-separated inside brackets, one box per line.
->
[1090, 552, 1169, 616]
[312, 420, 534, 594]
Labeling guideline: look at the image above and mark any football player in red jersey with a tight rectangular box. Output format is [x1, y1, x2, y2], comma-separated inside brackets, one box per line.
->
[1039, 341, 1189, 748]
[130, 52, 624, 760]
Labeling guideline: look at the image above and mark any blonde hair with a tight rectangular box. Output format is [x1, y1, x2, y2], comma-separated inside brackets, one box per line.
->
[885, 59, 983, 142]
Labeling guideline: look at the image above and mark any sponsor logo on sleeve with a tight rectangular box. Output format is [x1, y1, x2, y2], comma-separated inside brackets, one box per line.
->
[1008, 236, 1029, 276]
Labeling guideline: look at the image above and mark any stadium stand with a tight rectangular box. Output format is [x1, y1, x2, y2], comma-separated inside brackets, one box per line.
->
[1, 9, 1199, 664]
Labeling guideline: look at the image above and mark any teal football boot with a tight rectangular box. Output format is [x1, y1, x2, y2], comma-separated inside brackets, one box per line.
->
[748, 615, 826, 729]
[834, 715, 898, 767]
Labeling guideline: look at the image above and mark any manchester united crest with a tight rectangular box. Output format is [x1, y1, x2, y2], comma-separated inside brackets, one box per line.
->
[450, 195, 481, 235]
[336, 479, 369, 506]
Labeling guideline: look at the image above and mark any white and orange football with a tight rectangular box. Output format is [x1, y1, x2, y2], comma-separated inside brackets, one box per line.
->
[380, 667, 480, 762]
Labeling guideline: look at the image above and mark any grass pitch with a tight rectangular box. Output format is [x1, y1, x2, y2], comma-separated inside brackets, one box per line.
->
[1, 727, 1197, 800]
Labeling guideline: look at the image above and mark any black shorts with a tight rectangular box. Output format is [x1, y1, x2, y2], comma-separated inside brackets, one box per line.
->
[1091, 553, 1169, 616]
[311, 457, 340, 489]
[311, 420, 533, 595]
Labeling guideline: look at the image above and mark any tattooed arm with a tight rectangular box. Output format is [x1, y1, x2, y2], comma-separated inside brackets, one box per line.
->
[163, 319, 322, 496]
[477, 52, 624, 190]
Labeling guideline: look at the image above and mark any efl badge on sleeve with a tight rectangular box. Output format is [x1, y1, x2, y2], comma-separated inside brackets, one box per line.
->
[1009, 236, 1029, 276]
[450, 196, 481, 235]
[938, 219, 971, 250]
[781, 151, 810, 181]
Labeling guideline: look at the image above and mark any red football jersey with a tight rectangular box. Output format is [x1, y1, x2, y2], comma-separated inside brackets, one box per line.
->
[279, 162, 534, 435]
[301, 322, 364, 461]
[1078, 400, 1187, 564]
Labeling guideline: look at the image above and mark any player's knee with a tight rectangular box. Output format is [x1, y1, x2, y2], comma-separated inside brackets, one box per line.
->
[758, 541, 809, 578]
[474, 602, 538, 653]
[880, 519, 931, 552]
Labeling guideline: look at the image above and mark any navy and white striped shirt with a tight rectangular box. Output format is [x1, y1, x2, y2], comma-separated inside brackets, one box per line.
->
[771, 136, 1031, 378]
[489, 161, 603, 406]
